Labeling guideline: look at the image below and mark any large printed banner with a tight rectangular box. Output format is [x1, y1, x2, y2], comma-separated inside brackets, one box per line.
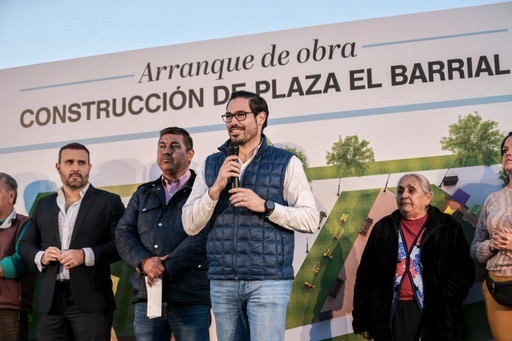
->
[1, 3, 511, 340]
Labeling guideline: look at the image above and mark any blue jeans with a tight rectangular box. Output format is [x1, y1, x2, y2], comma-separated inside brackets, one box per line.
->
[210, 279, 292, 341]
[134, 302, 211, 341]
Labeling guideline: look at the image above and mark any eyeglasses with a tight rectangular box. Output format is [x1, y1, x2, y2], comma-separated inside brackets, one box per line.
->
[221, 111, 255, 123]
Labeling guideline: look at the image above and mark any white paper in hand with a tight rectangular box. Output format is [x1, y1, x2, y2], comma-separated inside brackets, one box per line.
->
[146, 277, 162, 318]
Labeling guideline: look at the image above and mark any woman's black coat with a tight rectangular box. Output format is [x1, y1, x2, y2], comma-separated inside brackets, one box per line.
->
[352, 206, 475, 340]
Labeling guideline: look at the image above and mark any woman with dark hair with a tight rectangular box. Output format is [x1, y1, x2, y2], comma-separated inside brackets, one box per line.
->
[471, 132, 512, 341]
[353, 173, 475, 340]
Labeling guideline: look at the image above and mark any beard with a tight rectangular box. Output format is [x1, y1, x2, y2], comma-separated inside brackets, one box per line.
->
[65, 174, 87, 190]
[230, 124, 258, 146]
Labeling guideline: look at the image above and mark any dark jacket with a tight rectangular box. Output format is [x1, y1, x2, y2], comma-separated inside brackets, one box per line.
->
[204, 136, 295, 280]
[352, 206, 475, 341]
[115, 171, 210, 305]
[19, 185, 125, 313]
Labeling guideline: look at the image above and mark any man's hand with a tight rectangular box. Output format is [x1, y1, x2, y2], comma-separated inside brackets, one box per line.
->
[229, 187, 265, 213]
[42, 246, 62, 266]
[359, 331, 373, 340]
[209, 155, 240, 201]
[58, 249, 85, 270]
[143, 255, 169, 286]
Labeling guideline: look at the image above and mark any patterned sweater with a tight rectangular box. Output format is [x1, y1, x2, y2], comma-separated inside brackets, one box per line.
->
[471, 186, 512, 275]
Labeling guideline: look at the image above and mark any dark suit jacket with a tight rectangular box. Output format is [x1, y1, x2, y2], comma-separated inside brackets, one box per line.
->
[19, 185, 125, 314]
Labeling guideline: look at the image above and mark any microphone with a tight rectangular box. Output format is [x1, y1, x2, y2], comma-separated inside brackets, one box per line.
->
[228, 142, 240, 188]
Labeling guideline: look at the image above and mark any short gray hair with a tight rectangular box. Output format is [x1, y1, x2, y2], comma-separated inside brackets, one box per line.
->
[0, 172, 18, 205]
[398, 173, 432, 196]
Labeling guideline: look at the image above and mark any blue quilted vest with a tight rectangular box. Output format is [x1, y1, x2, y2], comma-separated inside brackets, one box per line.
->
[204, 136, 295, 280]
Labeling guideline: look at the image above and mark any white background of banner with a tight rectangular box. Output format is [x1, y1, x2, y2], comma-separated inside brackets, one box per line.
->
[1, 3, 511, 339]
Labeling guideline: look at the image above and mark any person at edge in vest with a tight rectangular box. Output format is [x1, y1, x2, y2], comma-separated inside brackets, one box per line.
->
[470, 131, 512, 341]
[115, 127, 211, 341]
[352, 173, 475, 341]
[0, 173, 36, 341]
[182, 90, 319, 341]
[19, 142, 125, 341]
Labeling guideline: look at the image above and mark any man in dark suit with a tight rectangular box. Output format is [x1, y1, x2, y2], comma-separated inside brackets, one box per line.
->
[20, 142, 125, 340]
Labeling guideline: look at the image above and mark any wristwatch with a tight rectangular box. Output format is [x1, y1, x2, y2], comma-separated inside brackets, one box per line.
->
[264, 200, 275, 217]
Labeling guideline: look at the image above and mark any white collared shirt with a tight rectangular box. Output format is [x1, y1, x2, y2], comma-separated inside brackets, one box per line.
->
[0, 208, 17, 229]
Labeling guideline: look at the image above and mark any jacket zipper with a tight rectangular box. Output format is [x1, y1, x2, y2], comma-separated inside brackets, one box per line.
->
[234, 202, 240, 280]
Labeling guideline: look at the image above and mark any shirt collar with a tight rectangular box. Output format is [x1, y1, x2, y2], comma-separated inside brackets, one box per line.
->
[244, 139, 263, 164]
[162, 169, 191, 188]
[0, 208, 17, 229]
[57, 182, 90, 204]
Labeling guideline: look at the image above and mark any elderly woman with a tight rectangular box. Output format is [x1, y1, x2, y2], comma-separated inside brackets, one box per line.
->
[470, 132, 512, 341]
[352, 173, 475, 341]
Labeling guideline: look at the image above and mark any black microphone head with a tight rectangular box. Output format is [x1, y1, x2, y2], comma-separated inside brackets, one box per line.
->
[228, 142, 239, 156]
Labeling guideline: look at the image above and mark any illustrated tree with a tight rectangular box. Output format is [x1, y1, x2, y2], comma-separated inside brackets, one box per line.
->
[440, 112, 502, 167]
[283, 146, 309, 169]
[267, 138, 310, 172]
[326, 135, 375, 195]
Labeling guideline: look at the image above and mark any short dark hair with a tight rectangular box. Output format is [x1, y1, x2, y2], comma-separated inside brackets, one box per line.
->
[58, 142, 90, 163]
[159, 127, 193, 151]
[227, 90, 269, 130]
[501, 132, 512, 157]
[0, 172, 18, 205]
